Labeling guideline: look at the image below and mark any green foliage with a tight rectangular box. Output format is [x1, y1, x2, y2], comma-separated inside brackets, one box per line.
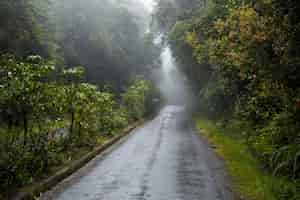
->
[199, 76, 234, 118]
[0, 54, 56, 139]
[0, 0, 159, 195]
[0, 54, 152, 194]
[0, 0, 54, 57]
[122, 79, 151, 121]
[0, 0, 159, 93]
[50, 0, 158, 91]
[111, 108, 130, 133]
[196, 118, 300, 200]
[155, 0, 300, 198]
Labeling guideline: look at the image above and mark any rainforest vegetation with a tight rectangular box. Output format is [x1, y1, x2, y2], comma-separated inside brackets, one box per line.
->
[154, 0, 300, 199]
[0, 0, 159, 197]
[1, 0, 300, 199]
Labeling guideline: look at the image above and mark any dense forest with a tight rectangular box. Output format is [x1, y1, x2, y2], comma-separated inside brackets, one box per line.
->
[1, 0, 300, 199]
[154, 0, 300, 199]
[0, 0, 160, 197]
[0, 0, 161, 90]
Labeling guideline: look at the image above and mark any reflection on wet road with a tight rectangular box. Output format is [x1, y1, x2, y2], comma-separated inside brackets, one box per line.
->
[41, 106, 232, 200]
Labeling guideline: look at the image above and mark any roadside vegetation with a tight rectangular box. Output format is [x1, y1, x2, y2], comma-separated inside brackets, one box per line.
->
[0, 0, 160, 198]
[1, 0, 300, 199]
[0, 54, 153, 197]
[154, 0, 300, 199]
[197, 118, 299, 200]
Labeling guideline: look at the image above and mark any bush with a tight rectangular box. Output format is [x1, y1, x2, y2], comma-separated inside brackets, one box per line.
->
[121, 79, 151, 121]
[0, 54, 154, 193]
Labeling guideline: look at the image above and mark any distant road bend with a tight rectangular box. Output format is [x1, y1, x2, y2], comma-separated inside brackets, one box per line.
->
[41, 106, 233, 200]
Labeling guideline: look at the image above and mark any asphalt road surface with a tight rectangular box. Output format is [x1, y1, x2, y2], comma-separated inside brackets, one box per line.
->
[41, 106, 232, 200]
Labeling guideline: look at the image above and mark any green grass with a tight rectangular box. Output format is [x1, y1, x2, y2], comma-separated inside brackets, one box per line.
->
[196, 118, 294, 200]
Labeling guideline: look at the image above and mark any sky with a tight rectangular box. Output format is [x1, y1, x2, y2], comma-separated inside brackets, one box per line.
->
[141, 0, 156, 13]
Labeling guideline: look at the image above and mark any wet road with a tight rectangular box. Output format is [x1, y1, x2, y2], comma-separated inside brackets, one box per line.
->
[41, 106, 232, 200]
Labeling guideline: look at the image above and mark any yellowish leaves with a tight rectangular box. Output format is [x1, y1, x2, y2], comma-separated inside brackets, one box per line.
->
[209, 6, 271, 78]
[185, 31, 207, 64]
[218, 6, 268, 44]
[262, 0, 272, 6]
[182, 3, 275, 82]
[228, 30, 238, 40]
[225, 50, 248, 68]
[214, 19, 226, 33]
[185, 31, 200, 49]
[257, 81, 286, 98]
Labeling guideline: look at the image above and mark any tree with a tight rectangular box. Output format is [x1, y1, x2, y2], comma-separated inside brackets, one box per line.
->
[62, 67, 85, 136]
[0, 54, 55, 144]
[0, 0, 53, 57]
[50, 0, 156, 91]
[122, 79, 151, 121]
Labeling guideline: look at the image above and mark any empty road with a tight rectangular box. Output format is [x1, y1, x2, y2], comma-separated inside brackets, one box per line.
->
[41, 106, 232, 200]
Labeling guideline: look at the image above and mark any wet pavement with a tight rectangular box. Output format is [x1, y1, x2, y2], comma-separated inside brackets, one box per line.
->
[41, 106, 232, 200]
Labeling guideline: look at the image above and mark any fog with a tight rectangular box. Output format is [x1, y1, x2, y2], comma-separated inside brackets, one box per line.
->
[47, 0, 157, 90]
[109, 0, 152, 31]
[140, 0, 192, 106]
[127, 0, 192, 106]
[156, 46, 190, 105]
[49, 0, 191, 104]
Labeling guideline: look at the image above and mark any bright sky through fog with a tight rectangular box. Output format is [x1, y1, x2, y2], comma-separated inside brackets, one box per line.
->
[141, 0, 156, 13]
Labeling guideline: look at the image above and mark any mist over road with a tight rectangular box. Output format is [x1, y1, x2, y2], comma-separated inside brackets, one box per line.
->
[41, 106, 232, 200]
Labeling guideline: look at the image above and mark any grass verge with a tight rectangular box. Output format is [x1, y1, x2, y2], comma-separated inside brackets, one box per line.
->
[196, 117, 295, 200]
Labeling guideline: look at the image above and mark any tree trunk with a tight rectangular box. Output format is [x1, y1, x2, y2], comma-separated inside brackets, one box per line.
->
[23, 111, 28, 146]
[42, 134, 49, 172]
[70, 111, 74, 135]
[7, 114, 13, 131]
[78, 122, 82, 138]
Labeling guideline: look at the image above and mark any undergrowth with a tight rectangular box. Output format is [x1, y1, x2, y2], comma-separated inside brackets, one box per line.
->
[196, 118, 299, 200]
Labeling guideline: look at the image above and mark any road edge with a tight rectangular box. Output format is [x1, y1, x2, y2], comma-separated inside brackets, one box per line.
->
[191, 121, 235, 200]
[12, 120, 145, 200]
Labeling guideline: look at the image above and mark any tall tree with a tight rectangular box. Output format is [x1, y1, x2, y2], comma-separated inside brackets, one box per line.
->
[0, 0, 53, 57]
